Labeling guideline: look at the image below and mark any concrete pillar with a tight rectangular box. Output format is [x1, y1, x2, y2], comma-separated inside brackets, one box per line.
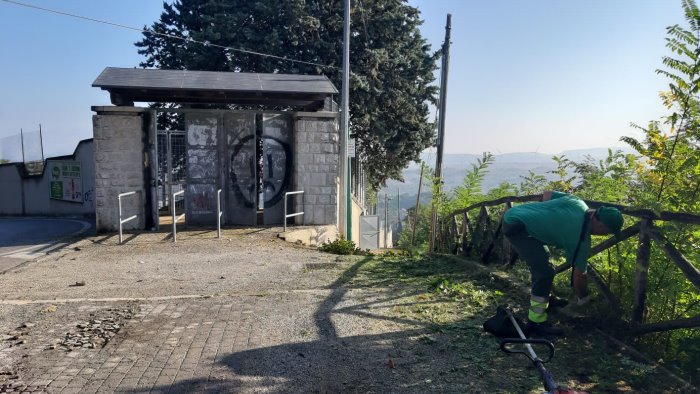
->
[292, 112, 339, 226]
[92, 106, 147, 232]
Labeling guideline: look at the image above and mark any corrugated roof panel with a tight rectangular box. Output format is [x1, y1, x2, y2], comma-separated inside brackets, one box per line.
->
[93, 67, 338, 94]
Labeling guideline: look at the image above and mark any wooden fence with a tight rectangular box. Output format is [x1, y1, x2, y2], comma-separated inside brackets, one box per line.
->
[435, 194, 700, 335]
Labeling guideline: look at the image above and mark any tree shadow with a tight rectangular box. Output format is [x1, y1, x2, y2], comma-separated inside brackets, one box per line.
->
[124, 254, 683, 394]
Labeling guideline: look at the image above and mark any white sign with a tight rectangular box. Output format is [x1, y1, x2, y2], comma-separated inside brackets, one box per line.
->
[348, 138, 356, 158]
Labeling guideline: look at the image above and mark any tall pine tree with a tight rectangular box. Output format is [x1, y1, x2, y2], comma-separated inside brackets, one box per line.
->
[136, 0, 438, 189]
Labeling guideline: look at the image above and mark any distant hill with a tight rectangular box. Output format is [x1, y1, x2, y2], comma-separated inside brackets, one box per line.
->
[378, 147, 636, 217]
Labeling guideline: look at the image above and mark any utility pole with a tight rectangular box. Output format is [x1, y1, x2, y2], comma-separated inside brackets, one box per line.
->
[339, 0, 352, 240]
[429, 14, 452, 252]
[411, 162, 425, 246]
[20, 128, 25, 164]
[384, 193, 389, 248]
[396, 188, 401, 233]
[39, 124, 44, 163]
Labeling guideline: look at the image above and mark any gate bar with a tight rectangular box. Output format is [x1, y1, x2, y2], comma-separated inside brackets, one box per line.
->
[118, 191, 139, 245]
[217, 189, 223, 238]
[172, 190, 185, 242]
[284, 191, 305, 232]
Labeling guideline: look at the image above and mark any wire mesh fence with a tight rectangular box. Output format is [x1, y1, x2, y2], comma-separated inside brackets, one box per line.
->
[0, 129, 44, 174]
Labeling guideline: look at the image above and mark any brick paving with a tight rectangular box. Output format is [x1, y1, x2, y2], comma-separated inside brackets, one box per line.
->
[0, 230, 470, 394]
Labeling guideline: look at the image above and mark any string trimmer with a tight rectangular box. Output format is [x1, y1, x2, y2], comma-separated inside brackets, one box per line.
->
[496, 306, 589, 394]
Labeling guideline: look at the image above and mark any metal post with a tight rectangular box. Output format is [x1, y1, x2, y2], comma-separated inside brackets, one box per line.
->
[384, 194, 389, 248]
[118, 195, 124, 244]
[217, 189, 222, 238]
[172, 191, 177, 242]
[284, 192, 288, 233]
[166, 131, 173, 210]
[339, 0, 351, 240]
[411, 163, 425, 246]
[38, 124, 44, 163]
[20, 128, 25, 164]
[397, 188, 401, 232]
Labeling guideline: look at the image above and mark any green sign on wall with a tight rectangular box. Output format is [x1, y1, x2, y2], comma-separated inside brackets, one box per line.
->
[48, 160, 82, 203]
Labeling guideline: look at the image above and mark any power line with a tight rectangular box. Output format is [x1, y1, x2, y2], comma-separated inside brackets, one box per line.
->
[0, 0, 339, 70]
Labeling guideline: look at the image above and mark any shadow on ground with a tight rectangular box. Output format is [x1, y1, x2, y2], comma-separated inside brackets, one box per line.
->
[133, 254, 690, 394]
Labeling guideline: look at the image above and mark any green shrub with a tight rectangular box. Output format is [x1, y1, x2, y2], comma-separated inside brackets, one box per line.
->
[318, 237, 369, 255]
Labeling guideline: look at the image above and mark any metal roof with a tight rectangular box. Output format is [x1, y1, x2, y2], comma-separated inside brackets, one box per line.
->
[92, 67, 338, 110]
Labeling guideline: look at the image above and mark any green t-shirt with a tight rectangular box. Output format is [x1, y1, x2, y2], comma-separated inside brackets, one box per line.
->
[503, 192, 591, 271]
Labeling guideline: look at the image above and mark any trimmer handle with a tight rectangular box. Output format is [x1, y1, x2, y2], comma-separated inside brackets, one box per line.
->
[499, 338, 555, 363]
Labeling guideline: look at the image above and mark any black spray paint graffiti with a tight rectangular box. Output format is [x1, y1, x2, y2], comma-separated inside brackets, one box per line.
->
[230, 135, 291, 209]
[83, 189, 93, 203]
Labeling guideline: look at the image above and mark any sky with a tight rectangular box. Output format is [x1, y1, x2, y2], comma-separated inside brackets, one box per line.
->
[0, 0, 686, 160]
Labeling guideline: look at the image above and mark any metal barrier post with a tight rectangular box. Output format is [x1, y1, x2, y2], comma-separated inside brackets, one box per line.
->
[284, 191, 305, 232]
[117, 191, 138, 245]
[217, 189, 222, 238]
[172, 190, 185, 242]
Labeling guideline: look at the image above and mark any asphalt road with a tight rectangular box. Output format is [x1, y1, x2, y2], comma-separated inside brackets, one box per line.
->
[0, 217, 92, 273]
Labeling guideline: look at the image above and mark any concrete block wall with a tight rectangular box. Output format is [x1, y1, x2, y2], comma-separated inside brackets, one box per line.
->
[0, 164, 24, 215]
[92, 107, 147, 232]
[0, 140, 96, 217]
[293, 112, 339, 225]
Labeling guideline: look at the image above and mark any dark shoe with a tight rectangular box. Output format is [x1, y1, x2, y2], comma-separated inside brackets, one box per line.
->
[527, 321, 564, 337]
[547, 295, 569, 311]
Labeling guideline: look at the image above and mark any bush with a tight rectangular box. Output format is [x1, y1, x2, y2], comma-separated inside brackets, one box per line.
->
[318, 237, 367, 255]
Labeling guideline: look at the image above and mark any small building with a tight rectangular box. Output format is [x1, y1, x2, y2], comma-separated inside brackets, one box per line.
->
[91, 67, 340, 232]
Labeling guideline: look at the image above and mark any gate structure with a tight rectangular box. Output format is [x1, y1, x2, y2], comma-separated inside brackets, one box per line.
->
[92, 67, 340, 232]
[359, 215, 380, 250]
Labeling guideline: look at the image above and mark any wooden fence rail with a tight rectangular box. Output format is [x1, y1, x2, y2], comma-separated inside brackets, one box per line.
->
[436, 194, 700, 336]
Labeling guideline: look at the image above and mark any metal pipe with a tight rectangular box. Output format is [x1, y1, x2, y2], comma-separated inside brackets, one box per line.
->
[284, 191, 305, 232]
[217, 189, 222, 238]
[117, 191, 138, 245]
[172, 190, 184, 242]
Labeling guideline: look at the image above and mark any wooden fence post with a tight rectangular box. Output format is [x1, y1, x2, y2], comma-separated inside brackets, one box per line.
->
[632, 218, 652, 325]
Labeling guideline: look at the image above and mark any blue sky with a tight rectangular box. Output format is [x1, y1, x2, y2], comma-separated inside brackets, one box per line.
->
[0, 0, 686, 160]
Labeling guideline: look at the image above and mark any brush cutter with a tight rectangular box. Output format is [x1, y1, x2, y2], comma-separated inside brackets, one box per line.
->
[496, 307, 588, 394]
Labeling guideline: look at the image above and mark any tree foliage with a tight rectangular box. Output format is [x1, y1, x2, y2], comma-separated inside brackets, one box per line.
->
[136, 0, 438, 188]
[399, 0, 700, 380]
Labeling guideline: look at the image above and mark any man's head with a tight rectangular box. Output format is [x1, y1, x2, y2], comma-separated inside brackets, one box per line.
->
[591, 206, 624, 239]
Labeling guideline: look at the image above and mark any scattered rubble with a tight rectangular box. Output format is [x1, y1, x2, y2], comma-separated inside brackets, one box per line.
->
[58, 308, 133, 351]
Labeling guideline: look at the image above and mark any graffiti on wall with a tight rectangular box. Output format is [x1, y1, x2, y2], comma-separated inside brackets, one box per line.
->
[229, 134, 257, 209]
[228, 135, 291, 209]
[188, 184, 215, 215]
[188, 149, 218, 179]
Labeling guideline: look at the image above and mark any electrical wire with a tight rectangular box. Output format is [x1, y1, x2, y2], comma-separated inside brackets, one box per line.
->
[0, 0, 339, 70]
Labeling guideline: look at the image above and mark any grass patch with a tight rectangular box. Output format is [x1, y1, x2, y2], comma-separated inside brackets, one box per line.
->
[337, 252, 690, 393]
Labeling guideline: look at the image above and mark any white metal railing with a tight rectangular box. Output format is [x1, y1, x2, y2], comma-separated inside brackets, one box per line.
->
[217, 189, 223, 238]
[118, 191, 139, 244]
[284, 190, 304, 232]
[172, 190, 185, 242]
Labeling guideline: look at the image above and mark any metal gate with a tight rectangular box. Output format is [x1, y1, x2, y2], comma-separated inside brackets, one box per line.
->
[225, 112, 257, 225]
[262, 114, 293, 225]
[156, 129, 187, 219]
[359, 215, 380, 250]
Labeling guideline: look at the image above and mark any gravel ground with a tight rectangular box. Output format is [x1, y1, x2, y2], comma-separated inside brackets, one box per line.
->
[0, 228, 478, 393]
[0, 228, 342, 301]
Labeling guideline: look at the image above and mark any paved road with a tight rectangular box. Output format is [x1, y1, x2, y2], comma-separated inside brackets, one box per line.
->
[0, 218, 92, 273]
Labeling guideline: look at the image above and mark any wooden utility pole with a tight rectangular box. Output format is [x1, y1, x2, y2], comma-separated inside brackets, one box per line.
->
[429, 14, 452, 251]
[411, 162, 425, 246]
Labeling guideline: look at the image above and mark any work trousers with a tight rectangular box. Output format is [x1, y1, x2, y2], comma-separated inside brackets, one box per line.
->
[503, 221, 555, 299]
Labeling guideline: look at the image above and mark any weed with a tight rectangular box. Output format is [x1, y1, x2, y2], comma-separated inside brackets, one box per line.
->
[318, 237, 371, 255]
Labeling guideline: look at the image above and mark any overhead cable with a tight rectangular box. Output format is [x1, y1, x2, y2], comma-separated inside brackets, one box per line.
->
[0, 0, 339, 70]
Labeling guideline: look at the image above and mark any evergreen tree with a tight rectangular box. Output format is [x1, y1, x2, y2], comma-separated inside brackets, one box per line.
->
[135, 0, 438, 188]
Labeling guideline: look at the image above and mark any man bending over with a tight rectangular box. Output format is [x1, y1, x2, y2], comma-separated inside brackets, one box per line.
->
[503, 191, 623, 336]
